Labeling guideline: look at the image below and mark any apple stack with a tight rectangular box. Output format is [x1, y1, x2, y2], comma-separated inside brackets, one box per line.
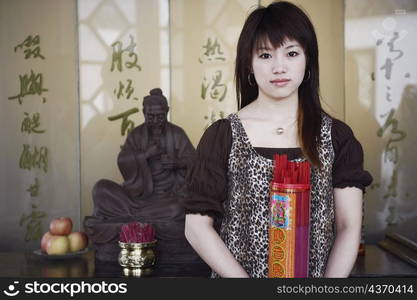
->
[40, 217, 89, 255]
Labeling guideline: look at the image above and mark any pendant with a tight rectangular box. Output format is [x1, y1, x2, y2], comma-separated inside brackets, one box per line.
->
[276, 127, 284, 135]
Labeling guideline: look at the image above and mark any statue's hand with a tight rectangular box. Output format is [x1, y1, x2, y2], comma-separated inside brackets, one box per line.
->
[145, 143, 163, 159]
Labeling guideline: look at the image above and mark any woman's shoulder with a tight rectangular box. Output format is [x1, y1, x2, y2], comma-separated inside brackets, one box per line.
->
[318, 112, 357, 147]
[328, 116, 364, 155]
[204, 118, 232, 134]
[330, 117, 355, 140]
[329, 116, 373, 190]
[197, 118, 232, 151]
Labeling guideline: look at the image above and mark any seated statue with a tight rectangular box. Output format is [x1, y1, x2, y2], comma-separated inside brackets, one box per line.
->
[84, 88, 196, 261]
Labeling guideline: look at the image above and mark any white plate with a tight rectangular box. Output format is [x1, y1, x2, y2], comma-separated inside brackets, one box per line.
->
[33, 248, 89, 260]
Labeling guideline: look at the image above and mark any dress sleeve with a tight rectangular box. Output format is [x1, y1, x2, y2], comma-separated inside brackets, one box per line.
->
[332, 118, 373, 193]
[181, 119, 232, 220]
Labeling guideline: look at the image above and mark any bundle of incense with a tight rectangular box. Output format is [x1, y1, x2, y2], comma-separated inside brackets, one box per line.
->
[268, 154, 311, 278]
[273, 153, 310, 184]
[119, 222, 156, 243]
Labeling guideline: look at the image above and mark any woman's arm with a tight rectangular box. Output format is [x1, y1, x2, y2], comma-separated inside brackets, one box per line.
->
[185, 213, 249, 278]
[324, 187, 363, 277]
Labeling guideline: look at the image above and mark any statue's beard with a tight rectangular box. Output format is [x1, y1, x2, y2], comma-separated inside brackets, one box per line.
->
[151, 128, 162, 136]
[148, 123, 165, 136]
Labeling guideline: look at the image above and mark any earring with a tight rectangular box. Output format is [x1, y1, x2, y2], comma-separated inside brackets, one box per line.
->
[304, 70, 311, 81]
[248, 73, 256, 87]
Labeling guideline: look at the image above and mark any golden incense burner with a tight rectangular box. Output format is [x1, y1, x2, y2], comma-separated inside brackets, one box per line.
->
[118, 240, 156, 276]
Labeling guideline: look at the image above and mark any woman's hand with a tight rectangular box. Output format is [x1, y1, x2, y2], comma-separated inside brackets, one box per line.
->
[185, 214, 250, 278]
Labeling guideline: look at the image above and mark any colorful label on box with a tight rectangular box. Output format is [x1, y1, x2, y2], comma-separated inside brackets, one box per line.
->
[270, 194, 290, 229]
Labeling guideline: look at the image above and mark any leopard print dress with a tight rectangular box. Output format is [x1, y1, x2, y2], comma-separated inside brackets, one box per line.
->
[212, 113, 334, 278]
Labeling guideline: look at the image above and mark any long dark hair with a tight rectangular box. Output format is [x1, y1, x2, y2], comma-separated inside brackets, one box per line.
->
[235, 1, 323, 167]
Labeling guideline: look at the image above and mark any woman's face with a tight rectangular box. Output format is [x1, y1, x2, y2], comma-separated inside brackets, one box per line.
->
[251, 38, 306, 102]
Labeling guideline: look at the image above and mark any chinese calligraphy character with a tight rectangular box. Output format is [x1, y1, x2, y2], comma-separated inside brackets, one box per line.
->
[204, 110, 225, 130]
[113, 79, 138, 100]
[385, 86, 392, 102]
[19, 144, 49, 173]
[384, 169, 403, 225]
[383, 168, 398, 199]
[26, 178, 40, 197]
[377, 109, 406, 163]
[378, 32, 404, 80]
[19, 205, 47, 241]
[111, 35, 141, 72]
[387, 32, 403, 60]
[380, 58, 394, 80]
[199, 37, 225, 63]
[14, 34, 45, 60]
[8, 70, 48, 104]
[201, 70, 227, 102]
[108, 107, 139, 136]
[21, 112, 45, 134]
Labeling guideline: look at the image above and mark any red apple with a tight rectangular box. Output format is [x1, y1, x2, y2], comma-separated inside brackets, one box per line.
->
[49, 217, 73, 235]
[68, 232, 88, 252]
[46, 236, 70, 255]
[40, 232, 53, 253]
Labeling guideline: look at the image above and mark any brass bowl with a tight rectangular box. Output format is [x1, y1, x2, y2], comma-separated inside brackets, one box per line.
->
[118, 240, 157, 277]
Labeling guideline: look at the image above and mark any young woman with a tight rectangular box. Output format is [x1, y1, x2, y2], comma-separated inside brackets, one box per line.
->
[183, 1, 372, 278]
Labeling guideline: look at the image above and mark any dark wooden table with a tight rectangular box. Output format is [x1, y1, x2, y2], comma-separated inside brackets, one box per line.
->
[0, 245, 416, 278]
[0, 249, 211, 278]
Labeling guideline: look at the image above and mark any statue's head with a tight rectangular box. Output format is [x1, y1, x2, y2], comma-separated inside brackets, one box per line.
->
[143, 88, 169, 134]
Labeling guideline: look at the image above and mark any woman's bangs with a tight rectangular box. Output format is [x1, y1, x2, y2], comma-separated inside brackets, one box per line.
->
[253, 20, 303, 53]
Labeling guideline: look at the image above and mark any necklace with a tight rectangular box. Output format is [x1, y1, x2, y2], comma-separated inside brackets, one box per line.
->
[275, 119, 297, 135]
